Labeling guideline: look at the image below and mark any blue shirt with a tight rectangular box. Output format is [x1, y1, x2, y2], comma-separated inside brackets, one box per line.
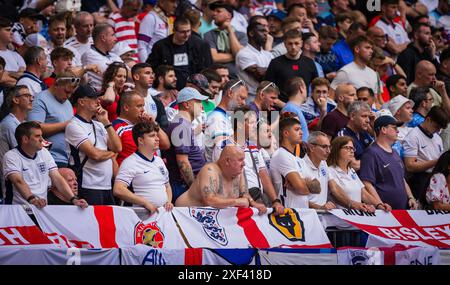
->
[282, 102, 310, 141]
[359, 143, 408, 209]
[337, 127, 374, 160]
[407, 112, 425, 128]
[28, 89, 73, 164]
[331, 39, 354, 70]
[318, 11, 336, 27]
[299, 97, 336, 126]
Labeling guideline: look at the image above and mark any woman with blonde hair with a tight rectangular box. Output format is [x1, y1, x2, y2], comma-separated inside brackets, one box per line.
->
[327, 136, 378, 211]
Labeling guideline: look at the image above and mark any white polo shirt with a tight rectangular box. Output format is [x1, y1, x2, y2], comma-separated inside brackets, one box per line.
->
[0, 49, 26, 72]
[328, 165, 364, 209]
[375, 18, 410, 46]
[65, 115, 112, 190]
[64, 36, 94, 58]
[116, 151, 169, 207]
[81, 46, 123, 91]
[3, 147, 57, 205]
[144, 90, 158, 119]
[137, 10, 168, 62]
[16, 72, 45, 96]
[403, 126, 444, 173]
[204, 107, 233, 162]
[331, 62, 382, 94]
[236, 44, 273, 94]
[270, 147, 309, 209]
[302, 154, 330, 206]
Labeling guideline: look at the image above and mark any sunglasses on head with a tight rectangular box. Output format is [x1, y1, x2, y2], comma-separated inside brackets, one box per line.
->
[56, 77, 81, 85]
[229, 79, 245, 90]
[260, 82, 278, 93]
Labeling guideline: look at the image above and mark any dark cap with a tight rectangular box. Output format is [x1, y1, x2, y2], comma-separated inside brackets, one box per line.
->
[187, 73, 210, 96]
[374, 115, 403, 133]
[18, 8, 46, 21]
[72, 85, 99, 101]
[209, 1, 234, 15]
[302, 32, 316, 42]
[267, 9, 287, 22]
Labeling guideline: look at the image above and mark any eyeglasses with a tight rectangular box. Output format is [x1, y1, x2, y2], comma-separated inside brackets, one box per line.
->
[229, 79, 245, 90]
[56, 77, 81, 85]
[16, 93, 33, 98]
[260, 82, 278, 94]
[311, 143, 331, 150]
[341, 145, 356, 152]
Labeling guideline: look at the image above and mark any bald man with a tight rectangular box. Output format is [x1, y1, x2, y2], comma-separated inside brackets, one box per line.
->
[175, 145, 267, 215]
[48, 168, 78, 205]
[407, 60, 444, 107]
[367, 26, 388, 51]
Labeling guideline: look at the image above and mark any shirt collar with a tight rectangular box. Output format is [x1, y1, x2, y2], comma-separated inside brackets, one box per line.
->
[75, 114, 93, 124]
[135, 150, 155, 163]
[418, 125, 434, 139]
[17, 146, 37, 160]
[304, 154, 318, 170]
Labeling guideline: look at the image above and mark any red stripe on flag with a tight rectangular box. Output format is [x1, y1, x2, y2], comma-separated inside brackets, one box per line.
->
[185, 248, 203, 265]
[0, 226, 53, 245]
[390, 210, 449, 248]
[236, 208, 270, 248]
[94, 206, 119, 248]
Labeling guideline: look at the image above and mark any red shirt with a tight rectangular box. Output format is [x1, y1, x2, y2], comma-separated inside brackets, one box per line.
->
[112, 117, 136, 166]
[102, 94, 120, 122]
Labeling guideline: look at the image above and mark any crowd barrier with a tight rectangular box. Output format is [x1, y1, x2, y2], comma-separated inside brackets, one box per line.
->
[0, 205, 449, 265]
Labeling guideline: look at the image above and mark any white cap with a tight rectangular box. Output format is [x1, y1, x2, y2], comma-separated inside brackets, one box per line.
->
[24, 33, 47, 48]
[111, 41, 136, 57]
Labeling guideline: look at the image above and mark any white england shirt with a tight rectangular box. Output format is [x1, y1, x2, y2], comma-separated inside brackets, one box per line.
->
[3, 147, 57, 205]
[270, 147, 309, 209]
[328, 165, 364, 208]
[302, 154, 329, 206]
[116, 151, 169, 207]
[65, 115, 112, 190]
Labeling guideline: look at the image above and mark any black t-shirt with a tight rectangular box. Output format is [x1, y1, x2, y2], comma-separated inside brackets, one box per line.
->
[171, 43, 190, 90]
[265, 54, 318, 102]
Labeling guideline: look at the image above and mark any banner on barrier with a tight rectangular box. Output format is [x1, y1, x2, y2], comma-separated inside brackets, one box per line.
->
[141, 207, 332, 249]
[337, 244, 440, 265]
[330, 209, 450, 248]
[32, 205, 141, 248]
[0, 205, 54, 247]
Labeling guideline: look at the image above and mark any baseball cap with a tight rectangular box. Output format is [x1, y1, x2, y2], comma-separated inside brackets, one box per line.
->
[187, 73, 210, 96]
[268, 10, 287, 22]
[24, 33, 47, 47]
[18, 8, 46, 21]
[72, 85, 99, 101]
[374, 114, 403, 133]
[111, 41, 136, 57]
[177, 87, 208, 104]
[386, 95, 414, 116]
[209, 1, 234, 15]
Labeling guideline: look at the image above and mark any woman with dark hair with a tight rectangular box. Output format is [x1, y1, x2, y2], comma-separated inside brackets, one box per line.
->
[424, 150, 450, 210]
[100, 61, 129, 122]
[327, 136, 378, 211]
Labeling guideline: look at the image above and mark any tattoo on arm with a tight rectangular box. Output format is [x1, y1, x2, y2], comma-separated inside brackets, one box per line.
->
[202, 176, 217, 196]
[218, 175, 224, 195]
[177, 160, 195, 186]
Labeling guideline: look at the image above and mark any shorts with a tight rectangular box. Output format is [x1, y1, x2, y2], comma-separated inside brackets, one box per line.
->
[79, 188, 115, 205]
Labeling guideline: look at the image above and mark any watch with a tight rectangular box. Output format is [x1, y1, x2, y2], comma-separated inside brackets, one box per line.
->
[70, 196, 79, 204]
[27, 195, 37, 203]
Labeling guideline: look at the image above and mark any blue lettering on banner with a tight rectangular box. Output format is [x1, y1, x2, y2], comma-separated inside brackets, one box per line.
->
[410, 256, 433, 265]
[142, 249, 167, 265]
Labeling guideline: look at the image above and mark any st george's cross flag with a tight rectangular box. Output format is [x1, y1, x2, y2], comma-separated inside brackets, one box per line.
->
[0, 205, 54, 247]
[31, 205, 141, 248]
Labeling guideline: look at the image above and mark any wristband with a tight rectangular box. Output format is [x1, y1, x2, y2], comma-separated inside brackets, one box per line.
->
[272, 198, 281, 205]
[70, 196, 79, 204]
[27, 195, 37, 203]
[375, 203, 383, 209]
[104, 124, 112, 129]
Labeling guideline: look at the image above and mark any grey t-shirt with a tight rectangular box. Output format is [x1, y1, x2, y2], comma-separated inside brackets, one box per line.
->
[28, 89, 73, 165]
[203, 29, 248, 77]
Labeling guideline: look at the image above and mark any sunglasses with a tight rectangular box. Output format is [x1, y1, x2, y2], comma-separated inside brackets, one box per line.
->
[260, 82, 278, 93]
[56, 77, 81, 85]
[229, 79, 245, 90]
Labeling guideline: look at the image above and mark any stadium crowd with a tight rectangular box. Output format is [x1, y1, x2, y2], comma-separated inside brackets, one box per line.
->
[0, 0, 449, 215]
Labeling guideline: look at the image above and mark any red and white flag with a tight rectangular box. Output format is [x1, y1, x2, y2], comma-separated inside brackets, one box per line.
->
[0, 205, 54, 247]
[32, 205, 141, 248]
[156, 207, 331, 249]
[331, 209, 450, 248]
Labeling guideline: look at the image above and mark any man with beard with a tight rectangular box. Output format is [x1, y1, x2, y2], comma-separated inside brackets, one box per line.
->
[236, 16, 274, 97]
[302, 32, 324, 77]
[331, 35, 382, 98]
[397, 23, 438, 84]
[147, 17, 212, 90]
[204, 79, 248, 162]
[153, 65, 178, 121]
